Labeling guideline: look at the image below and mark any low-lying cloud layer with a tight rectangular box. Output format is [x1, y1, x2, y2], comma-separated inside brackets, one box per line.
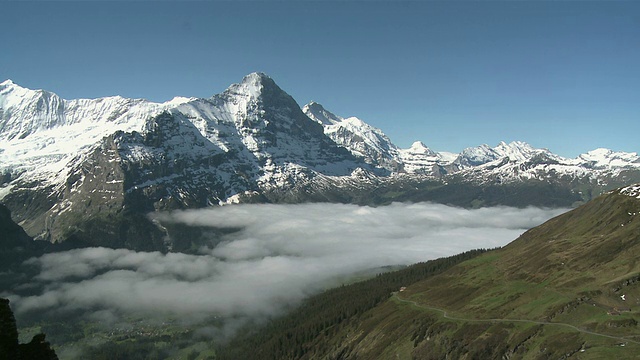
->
[7, 203, 567, 335]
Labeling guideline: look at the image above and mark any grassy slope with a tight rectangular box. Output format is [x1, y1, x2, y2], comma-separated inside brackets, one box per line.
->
[331, 190, 640, 359]
[410, 190, 640, 319]
[217, 250, 491, 360]
[225, 189, 640, 359]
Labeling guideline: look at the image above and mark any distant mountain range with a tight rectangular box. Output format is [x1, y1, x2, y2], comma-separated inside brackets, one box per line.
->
[2, 73, 640, 248]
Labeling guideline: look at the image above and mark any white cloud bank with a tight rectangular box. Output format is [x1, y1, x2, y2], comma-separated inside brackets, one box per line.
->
[7, 203, 568, 332]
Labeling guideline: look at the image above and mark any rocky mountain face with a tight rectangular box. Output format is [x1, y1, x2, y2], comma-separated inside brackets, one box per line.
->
[0, 204, 32, 250]
[0, 298, 58, 360]
[303, 101, 402, 172]
[0, 74, 373, 248]
[2, 74, 640, 249]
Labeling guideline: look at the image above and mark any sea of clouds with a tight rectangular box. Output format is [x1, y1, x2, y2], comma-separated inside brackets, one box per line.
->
[6, 202, 568, 338]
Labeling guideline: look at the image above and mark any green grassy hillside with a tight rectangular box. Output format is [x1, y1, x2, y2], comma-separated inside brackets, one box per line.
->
[220, 187, 640, 359]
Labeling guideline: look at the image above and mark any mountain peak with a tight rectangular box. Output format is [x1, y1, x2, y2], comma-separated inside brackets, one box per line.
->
[496, 140, 533, 150]
[0, 80, 64, 137]
[410, 141, 429, 150]
[1, 79, 15, 87]
[303, 101, 342, 125]
[239, 72, 279, 92]
[460, 144, 495, 156]
[578, 148, 639, 169]
[303, 101, 325, 112]
[304, 101, 325, 113]
[221, 72, 285, 102]
[493, 141, 538, 162]
[0, 79, 54, 101]
[241, 72, 271, 84]
[585, 148, 612, 157]
[403, 141, 436, 156]
[1, 79, 30, 97]
[0, 80, 57, 100]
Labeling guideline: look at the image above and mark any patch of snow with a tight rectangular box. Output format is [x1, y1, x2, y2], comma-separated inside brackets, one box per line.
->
[0, 184, 14, 200]
[166, 96, 196, 106]
[437, 151, 458, 164]
[620, 184, 640, 199]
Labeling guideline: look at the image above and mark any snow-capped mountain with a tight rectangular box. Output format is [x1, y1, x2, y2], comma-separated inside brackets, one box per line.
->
[2, 73, 640, 249]
[398, 141, 454, 176]
[577, 148, 640, 170]
[0, 73, 372, 246]
[452, 141, 554, 170]
[452, 141, 640, 186]
[303, 102, 462, 176]
[0, 74, 369, 193]
[0, 79, 189, 189]
[303, 101, 401, 172]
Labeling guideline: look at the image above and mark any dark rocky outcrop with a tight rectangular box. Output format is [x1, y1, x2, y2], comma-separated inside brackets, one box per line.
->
[0, 299, 19, 360]
[0, 298, 58, 360]
[0, 203, 42, 271]
[0, 203, 32, 249]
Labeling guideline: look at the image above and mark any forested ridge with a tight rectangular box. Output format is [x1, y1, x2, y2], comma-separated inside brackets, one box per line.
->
[217, 248, 491, 360]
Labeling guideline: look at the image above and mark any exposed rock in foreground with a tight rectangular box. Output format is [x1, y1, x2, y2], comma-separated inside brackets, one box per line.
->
[0, 298, 58, 360]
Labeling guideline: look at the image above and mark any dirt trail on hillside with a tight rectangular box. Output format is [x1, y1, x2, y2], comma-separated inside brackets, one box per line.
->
[393, 294, 640, 346]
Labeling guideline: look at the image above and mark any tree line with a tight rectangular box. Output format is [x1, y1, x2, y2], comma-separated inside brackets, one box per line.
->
[217, 248, 492, 360]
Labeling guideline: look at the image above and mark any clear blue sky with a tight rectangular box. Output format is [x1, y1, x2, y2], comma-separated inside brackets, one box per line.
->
[2, 1, 638, 157]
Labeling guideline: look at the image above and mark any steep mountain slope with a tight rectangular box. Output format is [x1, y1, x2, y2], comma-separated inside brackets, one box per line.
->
[0, 79, 186, 189]
[301, 99, 640, 187]
[406, 184, 640, 317]
[0, 203, 31, 249]
[398, 141, 455, 176]
[388, 184, 640, 358]
[2, 74, 640, 249]
[302, 98, 640, 201]
[223, 184, 640, 359]
[0, 74, 371, 247]
[303, 101, 401, 172]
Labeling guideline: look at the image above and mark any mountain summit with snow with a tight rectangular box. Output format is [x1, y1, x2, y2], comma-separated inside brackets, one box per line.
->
[2, 73, 640, 249]
[303, 101, 401, 171]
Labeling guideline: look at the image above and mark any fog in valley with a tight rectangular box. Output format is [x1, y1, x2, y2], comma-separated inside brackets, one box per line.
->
[5, 203, 568, 342]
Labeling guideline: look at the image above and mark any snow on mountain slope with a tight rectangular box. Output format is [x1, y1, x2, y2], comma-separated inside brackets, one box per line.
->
[437, 151, 458, 164]
[1, 73, 375, 244]
[174, 74, 365, 179]
[0, 79, 189, 190]
[0, 74, 365, 195]
[3, 73, 640, 247]
[302, 101, 343, 126]
[577, 148, 640, 169]
[303, 101, 400, 171]
[3, 75, 640, 195]
[303, 102, 471, 176]
[493, 140, 546, 162]
[454, 141, 640, 184]
[398, 141, 452, 175]
[453, 141, 553, 170]
[620, 184, 640, 199]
